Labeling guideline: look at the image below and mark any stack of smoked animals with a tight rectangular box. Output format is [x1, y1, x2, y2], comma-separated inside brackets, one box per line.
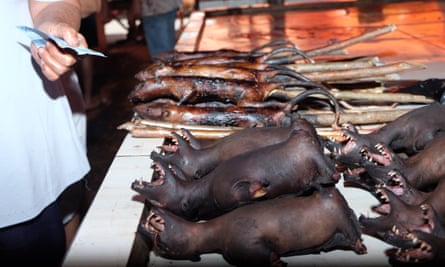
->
[131, 116, 367, 266]
[122, 28, 435, 140]
[328, 102, 445, 264]
[128, 40, 341, 129]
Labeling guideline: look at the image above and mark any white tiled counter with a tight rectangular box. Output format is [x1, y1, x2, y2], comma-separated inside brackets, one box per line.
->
[63, 134, 163, 267]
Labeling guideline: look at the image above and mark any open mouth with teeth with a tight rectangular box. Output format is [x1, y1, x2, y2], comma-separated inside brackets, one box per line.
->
[160, 132, 182, 153]
[159, 128, 195, 153]
[361, 191, 437, 262]
[139, 209, 170, 254]
[385, 233, 434, 263]
[360, 143, 393, 167]
[337, 126, 359, 155]
[372, 170, 406, 202]
[142, 209, 165, 234]
[372, 187, 392, 215]
[383, 170, 407, 195]
[328, 123, 380, 171]
[132, 161, 166, 190]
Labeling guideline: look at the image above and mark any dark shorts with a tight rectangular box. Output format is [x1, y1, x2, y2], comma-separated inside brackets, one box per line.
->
[0, 201, 66, 267]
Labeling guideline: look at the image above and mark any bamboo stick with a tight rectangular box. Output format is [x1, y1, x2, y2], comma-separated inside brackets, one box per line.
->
[302, 62, 426, 82]
[118, 105, 419, 139]
[304, 24, 398, 58]
[119, 116, 388, 139]
[135, 118, 243, 132]
[270, 88, 434, 104]
[131, 126, 236, 139]
[285, 57, 380, 73]
[299, 107, 413, 126]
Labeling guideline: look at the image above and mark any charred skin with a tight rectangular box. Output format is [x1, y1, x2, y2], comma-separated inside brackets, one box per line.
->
[134, 63, 273, 82]
[133, 100, 289, 128]
[156, 117, 318, 180]
[134, 62, 310, 83]
[128, 76, 280, 107]
[140, 187, 366, 267]
[132, 129, 337, 220]
[129, 75, 335, 110]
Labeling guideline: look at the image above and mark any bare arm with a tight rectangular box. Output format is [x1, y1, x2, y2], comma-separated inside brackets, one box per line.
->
[29, 0, 87, 81]
[80, 0, 102, 18]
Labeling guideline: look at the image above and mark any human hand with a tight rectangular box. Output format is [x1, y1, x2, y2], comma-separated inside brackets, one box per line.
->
[30, 22, 88, 81]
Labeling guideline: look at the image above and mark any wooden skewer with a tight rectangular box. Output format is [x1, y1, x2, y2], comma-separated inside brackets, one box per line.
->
[299, 107, 414, 126]
[285, 57, 380, 73]
[118, 105, 420, 139]
[304, 24, 398, 58]
[302, 62, 426, 82]
[270, 88, 434, 104]
[119, 121, 383, 140]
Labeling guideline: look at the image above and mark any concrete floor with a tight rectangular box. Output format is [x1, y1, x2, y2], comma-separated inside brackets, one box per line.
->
[80, 0, 445, 237]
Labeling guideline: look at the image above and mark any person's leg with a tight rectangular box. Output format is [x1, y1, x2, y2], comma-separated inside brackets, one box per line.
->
[0, 201, 66, 267]
[142, 8, 178, 57]
[58, 179, 86, 248]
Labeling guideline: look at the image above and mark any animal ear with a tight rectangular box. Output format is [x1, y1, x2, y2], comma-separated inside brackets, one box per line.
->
[249, 181, 267, 199]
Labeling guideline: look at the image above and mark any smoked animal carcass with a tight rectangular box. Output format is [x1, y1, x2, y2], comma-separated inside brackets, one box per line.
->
[132, 129, 337, 220]
[153, 116, 319, 180]
[139, 186, 367, 267]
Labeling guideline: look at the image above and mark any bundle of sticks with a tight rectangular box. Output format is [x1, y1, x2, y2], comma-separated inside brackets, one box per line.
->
[119, 24, 434, 139]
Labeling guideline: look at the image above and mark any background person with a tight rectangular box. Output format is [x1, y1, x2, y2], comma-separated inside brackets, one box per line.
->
[140, 0, 183, 59]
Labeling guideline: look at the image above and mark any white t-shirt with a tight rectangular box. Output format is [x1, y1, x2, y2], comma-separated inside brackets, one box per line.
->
[0, 0, 90, 228]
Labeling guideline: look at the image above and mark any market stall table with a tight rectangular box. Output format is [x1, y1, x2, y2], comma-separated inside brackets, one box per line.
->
[63, 133, 396, 267]
[64, 1, 445, 266]
[63, 135, 163, 267]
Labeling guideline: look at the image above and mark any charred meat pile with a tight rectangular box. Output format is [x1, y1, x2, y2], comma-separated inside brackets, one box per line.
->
[327, 102, 445, 264]
[119, 24, 437, 139]
[131, 116, 368, 266]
